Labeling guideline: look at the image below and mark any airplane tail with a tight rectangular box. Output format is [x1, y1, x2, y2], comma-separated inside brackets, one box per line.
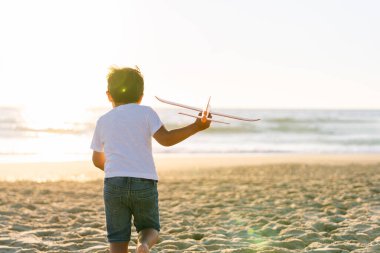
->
[206, 96, 211, 112]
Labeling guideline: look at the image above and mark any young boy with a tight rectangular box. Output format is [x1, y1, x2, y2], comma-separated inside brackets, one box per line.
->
[91, 66, 211, 253]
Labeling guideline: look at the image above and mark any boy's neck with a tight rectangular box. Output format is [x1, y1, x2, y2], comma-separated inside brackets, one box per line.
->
[113, 102, 138, 108]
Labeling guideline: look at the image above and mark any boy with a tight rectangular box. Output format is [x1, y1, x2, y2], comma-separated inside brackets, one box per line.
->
[91, 66, 211, 253]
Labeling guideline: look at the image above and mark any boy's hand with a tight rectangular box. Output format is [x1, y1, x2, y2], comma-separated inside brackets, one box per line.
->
[194, 113, 212, 131]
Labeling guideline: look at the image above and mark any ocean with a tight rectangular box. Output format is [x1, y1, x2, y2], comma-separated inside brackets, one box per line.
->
[1, 106, 380, 163]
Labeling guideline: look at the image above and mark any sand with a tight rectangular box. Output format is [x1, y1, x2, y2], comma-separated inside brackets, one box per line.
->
[0, 155, 380, 252]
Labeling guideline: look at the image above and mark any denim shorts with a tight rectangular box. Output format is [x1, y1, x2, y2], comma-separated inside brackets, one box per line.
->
[103, 177, 160, 243]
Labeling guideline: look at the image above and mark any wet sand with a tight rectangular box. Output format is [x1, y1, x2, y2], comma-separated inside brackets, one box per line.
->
[0, 155, 379, 252]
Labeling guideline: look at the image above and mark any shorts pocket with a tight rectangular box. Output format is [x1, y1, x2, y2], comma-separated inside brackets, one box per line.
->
[134, 185, 158, 199]
[104, 177, 127, 192]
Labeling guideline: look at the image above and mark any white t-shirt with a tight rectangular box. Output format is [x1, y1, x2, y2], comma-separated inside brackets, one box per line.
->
[90, 104, 163, 180]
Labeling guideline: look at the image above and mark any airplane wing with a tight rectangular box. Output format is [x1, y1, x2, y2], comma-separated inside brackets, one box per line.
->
[155, 96, 202, 112]
[209, 110, 261, 122]
[156, 96, 260, 122]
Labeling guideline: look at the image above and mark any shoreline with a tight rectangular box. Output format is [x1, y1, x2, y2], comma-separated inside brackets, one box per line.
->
[0, 153, 379, 182]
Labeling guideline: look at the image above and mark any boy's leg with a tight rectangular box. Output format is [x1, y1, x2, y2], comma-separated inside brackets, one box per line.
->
[110, 242, 129, 253]
[104, 178, 133, 253]
[131, 178, 160, 253]
[136, 228, 159, 252]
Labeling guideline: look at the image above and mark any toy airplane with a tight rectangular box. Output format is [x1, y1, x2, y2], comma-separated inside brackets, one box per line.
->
[155, 96, 260, 124]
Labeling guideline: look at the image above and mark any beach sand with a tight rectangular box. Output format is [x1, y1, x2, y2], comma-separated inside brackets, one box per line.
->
[0, 154, 380, 252]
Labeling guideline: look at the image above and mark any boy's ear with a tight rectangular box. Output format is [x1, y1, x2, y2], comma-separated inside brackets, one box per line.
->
[137, 94, 144, 104]
[106, 91, 113, 102]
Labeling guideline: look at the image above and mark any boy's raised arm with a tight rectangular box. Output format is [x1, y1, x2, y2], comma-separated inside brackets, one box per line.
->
[153, 116, 211, 147]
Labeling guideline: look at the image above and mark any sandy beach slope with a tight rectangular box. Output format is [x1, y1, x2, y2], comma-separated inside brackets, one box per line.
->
[0, 154, 379, 252]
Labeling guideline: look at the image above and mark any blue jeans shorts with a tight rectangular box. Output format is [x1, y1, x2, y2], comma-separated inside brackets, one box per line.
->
[103, 177, 160, 243]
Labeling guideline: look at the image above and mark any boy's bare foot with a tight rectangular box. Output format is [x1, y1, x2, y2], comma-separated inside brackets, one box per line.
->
[136, 243, 149, 253]
[136, 228, 158, 253]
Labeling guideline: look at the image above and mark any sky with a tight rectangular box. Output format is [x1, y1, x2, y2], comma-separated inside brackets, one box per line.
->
[0, 0, 379, 110]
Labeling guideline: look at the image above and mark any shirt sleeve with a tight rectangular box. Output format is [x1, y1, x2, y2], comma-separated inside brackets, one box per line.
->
[148, 107, 163, 136]
[90, 119, 104, 152]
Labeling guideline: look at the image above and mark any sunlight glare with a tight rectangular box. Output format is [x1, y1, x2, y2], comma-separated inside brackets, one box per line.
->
[21, 104, 89, 132]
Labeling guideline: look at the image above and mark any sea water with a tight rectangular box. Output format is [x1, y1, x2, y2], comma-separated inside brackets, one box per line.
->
[1, 106, 379, 163]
